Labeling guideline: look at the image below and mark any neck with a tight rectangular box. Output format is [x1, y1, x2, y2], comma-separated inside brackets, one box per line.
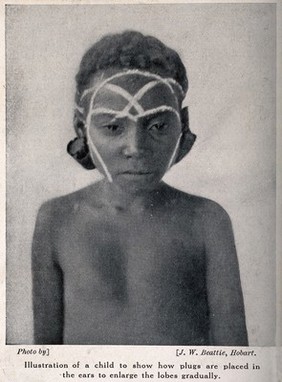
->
[98, 179, 166, 212]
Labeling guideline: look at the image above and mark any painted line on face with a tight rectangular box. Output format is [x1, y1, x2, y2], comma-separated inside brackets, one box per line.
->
[80, 69, 185, 102]
[85, 74, 181, 125]
[166, 133, 182, 171]
[80, 70, 184, 183]
[81, 70, 182, 128]
[104, 83, 144, 114]
[91, 105, 181, 123]
[85, 123, 113, 183]
[120, 80, 159, 115]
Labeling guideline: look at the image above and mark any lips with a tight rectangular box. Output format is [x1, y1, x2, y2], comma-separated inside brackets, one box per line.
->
[122, 170, 153, 175]
[118, 170, 155, 178]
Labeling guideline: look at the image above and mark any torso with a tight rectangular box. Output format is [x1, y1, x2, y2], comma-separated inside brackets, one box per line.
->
[51, 183, 210, 345]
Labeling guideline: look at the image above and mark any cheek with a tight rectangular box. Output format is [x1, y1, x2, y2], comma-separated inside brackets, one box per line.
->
[85, 129, 117, 175]
[150, 127, 182, 157]
[152, 139, 180, 165]
[87, 125, 181, 171]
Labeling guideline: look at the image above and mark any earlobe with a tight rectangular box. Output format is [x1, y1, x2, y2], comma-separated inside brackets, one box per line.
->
[67, 137, 95, 170]
[67, 114, 95, 170]
[174, 107, 197, 164]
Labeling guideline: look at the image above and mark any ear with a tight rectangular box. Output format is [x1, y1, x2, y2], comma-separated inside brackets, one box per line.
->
[73, 113, 86, 138]
[66, 113, 95, 170]
[174, 107, 196, 164]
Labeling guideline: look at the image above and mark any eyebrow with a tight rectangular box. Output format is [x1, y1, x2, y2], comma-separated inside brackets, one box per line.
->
[79, 70, 183, 125]
[90, 105, 180, 123]
[93, 80, 177, 117]
[88, 79, 180, 123]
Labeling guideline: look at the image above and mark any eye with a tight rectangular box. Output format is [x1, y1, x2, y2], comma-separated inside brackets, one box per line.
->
[148, 122, 167, 132]
[148, 122, 168, 133]
[104, 124, 120, 131]
[100, 123, 124, 135]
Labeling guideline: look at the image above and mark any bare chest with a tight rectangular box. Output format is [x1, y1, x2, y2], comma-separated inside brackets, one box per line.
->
[55, 207, 209, 344]
[56, 207, 205, 300]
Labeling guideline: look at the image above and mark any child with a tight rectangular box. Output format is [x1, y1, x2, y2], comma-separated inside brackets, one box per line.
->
[32, 31, 248, 345]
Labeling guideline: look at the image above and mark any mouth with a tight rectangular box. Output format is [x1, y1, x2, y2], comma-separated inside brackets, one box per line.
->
[119, 170, 154, 178]
[122, 170, 153, 175]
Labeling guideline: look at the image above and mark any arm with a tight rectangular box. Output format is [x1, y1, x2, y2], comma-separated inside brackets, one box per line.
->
[32, 202, 64, 344]
[204, 203, 248, 346]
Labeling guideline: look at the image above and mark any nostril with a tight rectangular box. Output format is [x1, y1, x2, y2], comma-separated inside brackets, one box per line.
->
[123, 145, 143, 157]
[122, 130, 145, 157]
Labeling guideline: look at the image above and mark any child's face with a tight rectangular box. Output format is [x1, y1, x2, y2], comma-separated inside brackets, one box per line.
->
[82, 70, 183, 190]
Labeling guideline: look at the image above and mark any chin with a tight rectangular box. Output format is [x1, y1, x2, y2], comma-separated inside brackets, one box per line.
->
[114, 174, 163, 191]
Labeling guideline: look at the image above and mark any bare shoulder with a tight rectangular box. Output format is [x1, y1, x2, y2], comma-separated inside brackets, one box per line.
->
[36, 183, 101, 223]
[167, 185, 231, 224]
[192, 195, 231, 225]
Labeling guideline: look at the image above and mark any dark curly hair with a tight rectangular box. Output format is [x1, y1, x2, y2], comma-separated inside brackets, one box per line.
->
[75, 30, 188, 105]
[68, 31, 192, 170]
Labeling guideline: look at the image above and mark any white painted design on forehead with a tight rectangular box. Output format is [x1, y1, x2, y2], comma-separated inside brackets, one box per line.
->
[80, 69, 185, 101]
[104, 83, 144, 114]
[80, 70, 184, 183]
[91, 105, 180, 122]
[84, 71, 182, 126]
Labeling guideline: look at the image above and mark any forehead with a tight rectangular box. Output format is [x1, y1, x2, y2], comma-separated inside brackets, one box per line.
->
[84, 71, 181, 113]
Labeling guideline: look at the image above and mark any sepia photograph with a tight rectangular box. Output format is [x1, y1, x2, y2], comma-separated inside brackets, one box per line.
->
[5, 3, 276, 347]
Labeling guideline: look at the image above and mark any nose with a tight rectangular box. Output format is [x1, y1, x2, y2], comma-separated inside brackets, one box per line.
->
[122, 125, 147, 158]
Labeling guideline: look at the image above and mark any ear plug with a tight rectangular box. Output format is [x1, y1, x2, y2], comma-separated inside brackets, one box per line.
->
[67, 137, 95, 170]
